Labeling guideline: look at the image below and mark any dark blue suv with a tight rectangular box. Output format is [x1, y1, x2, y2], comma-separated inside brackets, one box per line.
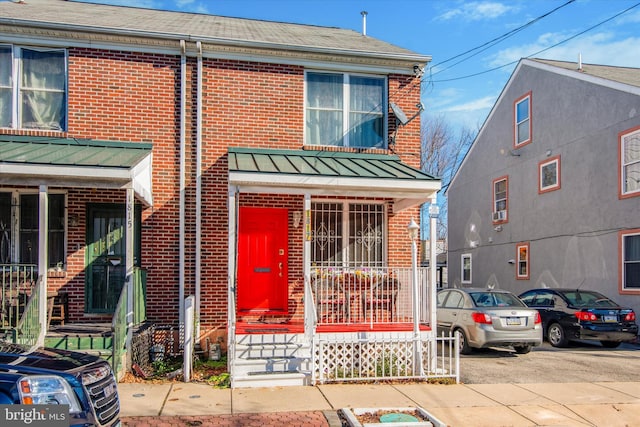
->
[0, 341, 120, 427]
[519, 288, 638, 348]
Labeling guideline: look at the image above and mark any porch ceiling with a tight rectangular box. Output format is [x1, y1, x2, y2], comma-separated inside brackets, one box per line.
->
[228, 147, 441, 212]
[0, 135, 153, 206]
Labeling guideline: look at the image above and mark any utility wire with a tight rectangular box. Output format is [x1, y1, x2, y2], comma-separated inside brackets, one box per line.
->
[431, 1, 640, 83]
[430, 0, 575, 76]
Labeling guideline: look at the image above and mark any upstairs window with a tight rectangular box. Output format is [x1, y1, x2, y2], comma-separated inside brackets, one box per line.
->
[514, 92, 531, 147]
[620, 230, 640, 292]
[620, 127, 640, 198]
[492, 176, 508, 223]
[305, 71, 385, 148]
[0, 45, 67, 131]
[516, 242, 530, 280]
[539, 155, 561, 193]
[311, 201, 385, 267]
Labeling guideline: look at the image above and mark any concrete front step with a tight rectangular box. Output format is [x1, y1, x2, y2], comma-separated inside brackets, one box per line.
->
[233, 355, 311, 377]
[231, 371, 309, 388]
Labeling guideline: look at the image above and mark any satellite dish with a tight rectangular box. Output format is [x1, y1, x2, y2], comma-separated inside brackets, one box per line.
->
[390, 102, 409, 125]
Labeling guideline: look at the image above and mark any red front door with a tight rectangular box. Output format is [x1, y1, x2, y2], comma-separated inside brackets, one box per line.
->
[237, 207, 289, 314]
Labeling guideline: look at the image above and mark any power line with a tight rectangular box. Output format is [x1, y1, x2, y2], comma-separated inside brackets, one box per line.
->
[429, 1, 640, 84]
[430, 0, 576, 76]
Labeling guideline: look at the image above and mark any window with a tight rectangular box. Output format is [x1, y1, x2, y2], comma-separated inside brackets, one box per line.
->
[311, 201, 385, 267]
[0, 45, 67, 131]
[514, 92, 531, 147]
[539, 155, 561, 193]
[305, 71, 385, 148]
[619, 127, 640, 198]
[492, 176, 508, 223]
[516, 242, 530, 280]
[0, 191, 66, 269]
[620, 230, 640, 292]
[461, 253, 472, 284]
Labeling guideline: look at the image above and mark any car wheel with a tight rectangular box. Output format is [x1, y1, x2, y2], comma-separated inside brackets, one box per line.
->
[600, 341, 621, 348]
[455, 328, 473, 355]
[513, 344, 532, 354]
[547, 323, 568, 347]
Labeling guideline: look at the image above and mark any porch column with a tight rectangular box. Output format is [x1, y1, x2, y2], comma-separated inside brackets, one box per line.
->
[227, 186, 238, 361]
[125, 187, 134, 367]
[37, 185, 48, 347]
[303, 194, 312, 339]
[428, 200, 439, 374]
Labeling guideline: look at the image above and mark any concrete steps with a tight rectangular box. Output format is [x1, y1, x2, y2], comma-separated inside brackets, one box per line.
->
[231, 333, 311, 388]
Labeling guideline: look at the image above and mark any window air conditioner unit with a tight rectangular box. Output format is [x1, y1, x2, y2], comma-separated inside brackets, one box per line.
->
[493, 210, 506, 221]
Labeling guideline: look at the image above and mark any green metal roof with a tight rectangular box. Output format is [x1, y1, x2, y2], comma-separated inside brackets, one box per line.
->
[0, 135, 154, 206]
[0, 135, 152, 168]
[228, 147, 438, 181]
[228, 147, 441, 213]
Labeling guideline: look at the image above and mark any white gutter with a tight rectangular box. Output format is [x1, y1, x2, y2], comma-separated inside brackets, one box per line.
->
[179, 39, 186, 325]
[195, 41, 203, 337]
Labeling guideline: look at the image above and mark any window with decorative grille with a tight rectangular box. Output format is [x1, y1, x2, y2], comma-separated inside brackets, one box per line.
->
[311, 202, 385, 268]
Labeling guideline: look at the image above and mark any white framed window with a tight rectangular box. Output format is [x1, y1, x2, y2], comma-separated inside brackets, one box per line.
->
[620, 127, 640, 198]
[620, 229, 640, 292]
[492, 176, 508, 223]
[311, 201, 385, 267]
[514, 92, 531, 147]
[0, 45, 67, 131]
[461, 253, 472, 284]
[0, 191, 66, 269]
[539, 155, 561, 193]
[305, 71, 386, 148]
[516, 242, 529, 280]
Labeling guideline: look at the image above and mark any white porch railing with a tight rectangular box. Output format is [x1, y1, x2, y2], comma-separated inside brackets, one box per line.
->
[314, 333, 459, 384]
[311, 266, 431, 327]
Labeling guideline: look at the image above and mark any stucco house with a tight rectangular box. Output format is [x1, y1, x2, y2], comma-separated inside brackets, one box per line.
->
[0, 0, 445, 387]
[447, 58, 640, 320]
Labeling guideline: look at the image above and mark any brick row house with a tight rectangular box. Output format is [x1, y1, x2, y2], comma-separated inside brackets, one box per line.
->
[0, 0, 443, 387]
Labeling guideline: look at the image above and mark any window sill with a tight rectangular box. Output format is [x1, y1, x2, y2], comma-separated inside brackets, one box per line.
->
[48, 270, 66, 278]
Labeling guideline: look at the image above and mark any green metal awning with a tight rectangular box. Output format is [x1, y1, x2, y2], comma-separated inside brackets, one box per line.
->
[228, 147, 441, 212]
[0, 135, 153, 206]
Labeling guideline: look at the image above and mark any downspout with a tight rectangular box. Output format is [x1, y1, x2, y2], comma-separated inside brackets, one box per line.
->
[195, 41, 203, 337]
[179, 39, 186, 325]
[37, 185, 48, 347]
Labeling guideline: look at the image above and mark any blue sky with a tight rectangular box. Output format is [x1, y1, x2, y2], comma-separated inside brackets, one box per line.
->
[80, 0, 640, 132]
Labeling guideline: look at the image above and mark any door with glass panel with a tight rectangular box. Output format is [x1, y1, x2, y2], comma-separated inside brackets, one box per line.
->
[85, 204, 140, 314]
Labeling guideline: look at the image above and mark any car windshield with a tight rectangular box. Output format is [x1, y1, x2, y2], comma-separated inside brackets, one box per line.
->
[469, 291, 524, 308]
[560, 290, 618, 308]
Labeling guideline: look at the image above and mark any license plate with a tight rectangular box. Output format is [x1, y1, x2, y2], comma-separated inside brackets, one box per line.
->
[506, 317, 521, 326]
[603, 315, 617, 322]
[104, 383, 117, 398]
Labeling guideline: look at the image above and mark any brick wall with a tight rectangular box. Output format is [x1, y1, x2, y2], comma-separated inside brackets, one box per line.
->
[45, 47, 423, 330]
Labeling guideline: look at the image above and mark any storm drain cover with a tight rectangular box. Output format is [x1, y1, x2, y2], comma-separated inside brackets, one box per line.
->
[379, 412, 420, 423]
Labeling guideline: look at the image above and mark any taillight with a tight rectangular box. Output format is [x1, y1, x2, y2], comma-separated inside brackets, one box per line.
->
[472, 312, 492, 324]
[534, 311, 541, 324]
[575, 311, 597, 321]
[625, 312, 636, 322]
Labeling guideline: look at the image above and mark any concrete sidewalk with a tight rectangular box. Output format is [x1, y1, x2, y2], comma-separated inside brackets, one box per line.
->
[118, 380, 640, 426]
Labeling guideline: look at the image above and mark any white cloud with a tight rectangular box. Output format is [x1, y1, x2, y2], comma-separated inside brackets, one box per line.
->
[489, 31, 640, 69]
[443, 95, 496, 113]
[437, 1, 515, 21]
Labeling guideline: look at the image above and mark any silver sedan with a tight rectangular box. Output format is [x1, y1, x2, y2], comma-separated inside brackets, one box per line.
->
[437, 288, 543, 354]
